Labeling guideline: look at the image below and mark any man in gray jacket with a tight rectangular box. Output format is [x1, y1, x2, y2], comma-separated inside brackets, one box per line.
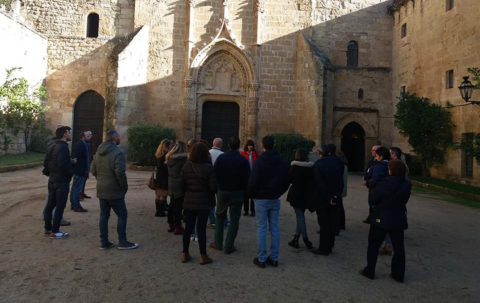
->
[91, 130, 138, 250]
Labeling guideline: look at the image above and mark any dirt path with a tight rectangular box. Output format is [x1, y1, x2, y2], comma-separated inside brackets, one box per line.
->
[0, 167, 479, 303]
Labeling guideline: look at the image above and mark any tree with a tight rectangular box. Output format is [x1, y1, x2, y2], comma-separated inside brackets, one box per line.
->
[0, 68, 47, 152]
[394, 92, 454, 176]
[0, 0, 14, 11]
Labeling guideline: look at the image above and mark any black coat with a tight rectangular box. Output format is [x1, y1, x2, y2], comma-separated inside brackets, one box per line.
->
[364, 157, 376, 182]
[214, 150, 250, 191]
[366, 160, 389, 189]
[182, 161, 217, 211]
[44, 140, 73, 184]
[369, 176, 411, 230]
[309, 155, 344, 210]
[286, 161, 314, 209]
[72, 140, 90, 177]
[247, 150, 289, 200]
[155, 154, 168, 190]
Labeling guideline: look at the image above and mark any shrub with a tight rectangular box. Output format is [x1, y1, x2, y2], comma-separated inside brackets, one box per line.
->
[127, 124, 176, 166]
[404, 153, 423, 177]
[268, 133, 315, 163]
[29, 122, 52, 153]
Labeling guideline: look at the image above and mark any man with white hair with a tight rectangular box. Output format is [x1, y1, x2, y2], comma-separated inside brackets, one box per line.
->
[209, 138, 223, 164]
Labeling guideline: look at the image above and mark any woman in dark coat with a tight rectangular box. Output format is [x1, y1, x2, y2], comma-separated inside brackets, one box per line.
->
[360, 159, 411, 282]
[166, 141, 188, 235]
[154, 139, 171, 217]
[181, 143, 217, 265]
[286, 148, 314, 249]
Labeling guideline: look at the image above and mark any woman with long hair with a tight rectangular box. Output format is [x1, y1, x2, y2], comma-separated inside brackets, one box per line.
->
[166, 141, 188, 235]
[286, 148, 314, 249]
[181, 142, 217, 265]
[240, 139, 259, 216]
[153, 139, 171, 217]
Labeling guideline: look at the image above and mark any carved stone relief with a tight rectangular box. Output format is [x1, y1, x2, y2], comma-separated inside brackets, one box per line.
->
[198, 53, 246, 95]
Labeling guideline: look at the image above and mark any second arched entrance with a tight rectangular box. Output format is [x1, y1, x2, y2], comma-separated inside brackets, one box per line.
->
[201, 101, 239, 149]
[341, 122, 365, 172]
[73, 90, 105, 154]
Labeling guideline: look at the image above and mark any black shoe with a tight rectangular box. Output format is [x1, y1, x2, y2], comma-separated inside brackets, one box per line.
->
[73, 207, 88, 212]
[390, 273, 404, 283]
[117, 241, 139, 250]
[82, 194, 92, 199]
[312, 248, 329, 256]
[100, 241, 115, 250]
[253, 257, 266, 268]
[60, 220, 71, 226]
[266, 257, 278, 267]
[360, 269, 375, 280]
[303, 237, 313, 249]
[288, 235, 299, 248]
[243, 212, 248, 216]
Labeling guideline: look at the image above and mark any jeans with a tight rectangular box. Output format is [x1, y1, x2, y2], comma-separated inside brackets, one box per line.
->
[43, 193, 64, 223]
[255, 199, 280, 262]
[70, 174, 85, 210]
[365, 226, 405, 281]
[294, 207, 308, 238]
[214, 190, 244, 252]
[99, 198, 128, 245]
[183, 209, 210, 255]
[44, 181, 69, 233]
[209, 207, 216, 225]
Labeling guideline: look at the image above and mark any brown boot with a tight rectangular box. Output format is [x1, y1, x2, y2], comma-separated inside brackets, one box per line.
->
[181, 253, 191, 263]
[200, 254, 213, 265]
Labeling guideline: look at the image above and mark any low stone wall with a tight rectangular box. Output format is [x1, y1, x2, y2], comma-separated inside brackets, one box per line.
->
[0, 129, 27, 155]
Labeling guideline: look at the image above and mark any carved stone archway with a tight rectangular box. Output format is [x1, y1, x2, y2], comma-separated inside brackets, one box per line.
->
[185, 38, 258, 143]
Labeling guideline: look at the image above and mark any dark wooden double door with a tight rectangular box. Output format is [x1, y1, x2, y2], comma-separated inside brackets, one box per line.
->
[73, 90, 105, 155]
[201, 101, 239, 150]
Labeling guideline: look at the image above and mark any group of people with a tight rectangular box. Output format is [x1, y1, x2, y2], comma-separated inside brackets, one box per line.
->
[42, 125, 412, 282]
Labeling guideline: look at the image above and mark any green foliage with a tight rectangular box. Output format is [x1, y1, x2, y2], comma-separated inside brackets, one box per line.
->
[0, 0, 13, 11]
[394, 92, 454, 176]
[127, 124, 176, 166]
[467, 67, 480, 89]
[30, 122, 53, 153]
[0, 68, 48, 152]
[0, 151, 44, 167]
[404, 153, 423, 177]
[268, 133, 315, 163]
[454, 134, 480, 162]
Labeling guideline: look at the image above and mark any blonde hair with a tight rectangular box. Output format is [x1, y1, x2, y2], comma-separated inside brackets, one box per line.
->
[155, 139, 171, 159]
[165, 141, 187, 162]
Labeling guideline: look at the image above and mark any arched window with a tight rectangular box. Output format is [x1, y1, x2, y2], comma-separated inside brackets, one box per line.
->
[358, 88, 364, 100]
[86, 13, 99, 38]
[346, 40, 358, 67]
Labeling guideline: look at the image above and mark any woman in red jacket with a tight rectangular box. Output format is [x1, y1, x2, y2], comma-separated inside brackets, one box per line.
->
[240, 139, 259, 216]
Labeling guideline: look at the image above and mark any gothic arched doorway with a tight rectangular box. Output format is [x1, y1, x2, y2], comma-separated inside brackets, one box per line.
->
[73, 90, 105, 154]
[201, 101, 239, 149]
[341, 122, 365, 172]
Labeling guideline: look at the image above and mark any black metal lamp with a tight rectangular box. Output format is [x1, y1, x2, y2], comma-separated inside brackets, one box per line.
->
[458, 76, 480, 105]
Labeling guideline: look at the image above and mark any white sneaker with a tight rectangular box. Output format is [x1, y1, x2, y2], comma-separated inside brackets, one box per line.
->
[49, 231, 69, 239]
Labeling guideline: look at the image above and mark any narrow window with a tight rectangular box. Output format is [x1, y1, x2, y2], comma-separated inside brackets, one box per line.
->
[400, 86, 406, 94]
[446, 70, 454, 89]
[461, 133, 474, 178]
[346, 41, 358, 67]
[86, 13, 99, 38]
[358, 88, 364, 100]
[401, 23, 407, 38]
[446, 0, 454, 11]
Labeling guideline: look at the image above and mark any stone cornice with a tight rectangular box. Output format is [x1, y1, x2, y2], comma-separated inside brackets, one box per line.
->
[388, 0, 414, 14]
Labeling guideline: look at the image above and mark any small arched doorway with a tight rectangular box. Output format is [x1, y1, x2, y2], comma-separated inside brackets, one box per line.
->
[73, 90, 105, 154]
[341, 122, 365, 172]
[201, 101, 239, 149]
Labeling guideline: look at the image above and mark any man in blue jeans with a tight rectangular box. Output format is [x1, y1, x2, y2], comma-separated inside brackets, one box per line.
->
[70, 130, 92, 212]
[247, 136, 289, 268]
[91, 130, 138, 250]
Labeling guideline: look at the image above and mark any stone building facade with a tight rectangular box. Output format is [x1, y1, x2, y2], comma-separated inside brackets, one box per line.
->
[390, 0, 480, 184]
[3, 0, 478, 181]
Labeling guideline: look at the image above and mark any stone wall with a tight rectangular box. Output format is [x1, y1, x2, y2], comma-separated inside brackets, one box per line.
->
[391, 0, 480, 183]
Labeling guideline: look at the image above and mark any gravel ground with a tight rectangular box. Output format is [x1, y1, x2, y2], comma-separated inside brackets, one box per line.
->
[0, 167, 479, 303]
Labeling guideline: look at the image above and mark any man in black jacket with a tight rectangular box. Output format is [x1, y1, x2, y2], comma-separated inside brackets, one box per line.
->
[311, 144, 344, 256]
[210, 137, 250, 254]
[247, 136, 289, 268]
[69, 130, 92, 212]
[43, 126, 75, 239]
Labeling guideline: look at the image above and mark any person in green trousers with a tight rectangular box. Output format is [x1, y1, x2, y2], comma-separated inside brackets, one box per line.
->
[210, 137, 250, 254]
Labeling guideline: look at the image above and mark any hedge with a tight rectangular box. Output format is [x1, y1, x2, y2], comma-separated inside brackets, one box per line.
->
[268, 133, 315, 163]
[127, 124, 176, 166]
